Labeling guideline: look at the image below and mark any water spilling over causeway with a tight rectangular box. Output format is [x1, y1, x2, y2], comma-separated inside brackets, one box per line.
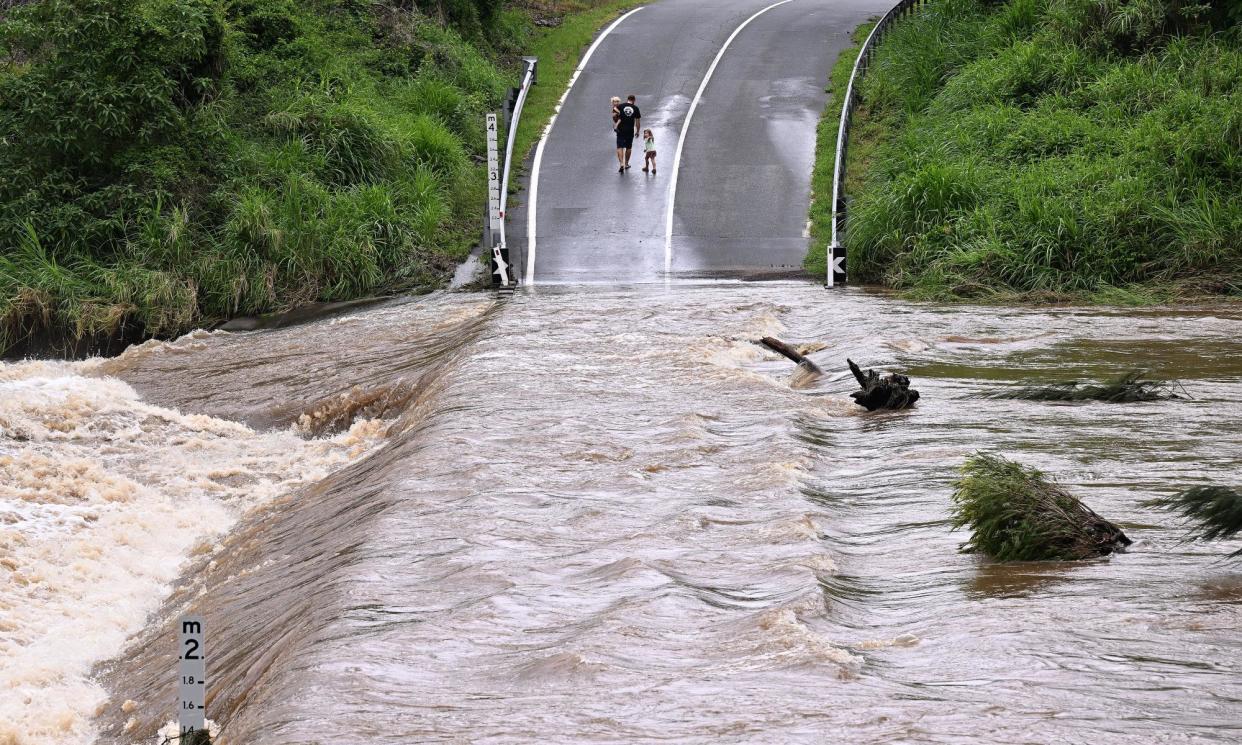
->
[3, 287, 1240, 743]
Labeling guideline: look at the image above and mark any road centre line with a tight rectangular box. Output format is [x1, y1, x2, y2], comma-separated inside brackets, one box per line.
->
[526, 5, 647, 286]
[663, 0, 795, 275]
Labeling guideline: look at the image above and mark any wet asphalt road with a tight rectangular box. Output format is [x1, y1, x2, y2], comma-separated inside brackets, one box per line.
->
[517, 0, 891, 284]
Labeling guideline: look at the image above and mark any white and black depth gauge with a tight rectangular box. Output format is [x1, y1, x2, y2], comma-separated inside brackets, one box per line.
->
[178, 615, 207, 739]
[485, 113, 511, 287]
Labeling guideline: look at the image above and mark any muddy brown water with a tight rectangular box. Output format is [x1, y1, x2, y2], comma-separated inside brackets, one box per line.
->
[2, 286, 1240, 743]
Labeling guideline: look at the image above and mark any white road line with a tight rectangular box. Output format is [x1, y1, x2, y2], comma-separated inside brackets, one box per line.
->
[526, 5, 646, 286]
[663, 0, 795, 274]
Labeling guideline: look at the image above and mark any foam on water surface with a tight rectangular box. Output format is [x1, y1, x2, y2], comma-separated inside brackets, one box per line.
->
[0, 360, 385, 744]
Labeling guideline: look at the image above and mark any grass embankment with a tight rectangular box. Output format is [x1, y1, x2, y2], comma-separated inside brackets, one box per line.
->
[0, 0, 527, 355]
[808, 0, 1242, 302]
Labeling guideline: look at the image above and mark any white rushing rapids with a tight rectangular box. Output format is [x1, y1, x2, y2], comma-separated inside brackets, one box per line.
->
[0, 358, 386, 745]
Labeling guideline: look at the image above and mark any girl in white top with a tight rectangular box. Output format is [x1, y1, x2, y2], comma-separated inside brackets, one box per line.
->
[641, 129, 656, 174]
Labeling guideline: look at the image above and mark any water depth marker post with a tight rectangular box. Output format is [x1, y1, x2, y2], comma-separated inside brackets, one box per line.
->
[178, 615, 207, 742]
[486, 113, 511, 287]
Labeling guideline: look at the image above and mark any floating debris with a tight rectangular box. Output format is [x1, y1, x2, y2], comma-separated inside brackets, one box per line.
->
[1145, 485, 1242, 558]
[950, 453, 1131, 561]
[847, 359, 919, 411]
[980, 370, 1182, 403]
[760, 336, 823, 377]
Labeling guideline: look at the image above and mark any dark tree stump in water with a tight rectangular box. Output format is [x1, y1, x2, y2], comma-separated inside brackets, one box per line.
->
[847, 359, 919, 411]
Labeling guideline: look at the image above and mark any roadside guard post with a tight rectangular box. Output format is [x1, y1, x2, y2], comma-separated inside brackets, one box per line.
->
[487, 57, 537, 290]
[179, 615, 207, 742]
[828, 241, 846, 287]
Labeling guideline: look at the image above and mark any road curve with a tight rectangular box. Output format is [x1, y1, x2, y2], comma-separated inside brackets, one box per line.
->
[516, 0, 890, 284]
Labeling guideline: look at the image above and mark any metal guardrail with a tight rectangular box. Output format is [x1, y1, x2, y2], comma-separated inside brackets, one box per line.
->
[499, 57, 537, 250]
[827, 0, 925, 287]
[487, 56, 537, 288]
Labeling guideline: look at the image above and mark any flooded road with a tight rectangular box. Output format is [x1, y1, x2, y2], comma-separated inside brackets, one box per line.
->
[4, 286, 1241, 743]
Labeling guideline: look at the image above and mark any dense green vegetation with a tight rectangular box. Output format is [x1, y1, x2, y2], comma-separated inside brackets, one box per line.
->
[0, 0, 528, 353]
[950, 453, 1131, 561]
[811, 0, 1242, 301]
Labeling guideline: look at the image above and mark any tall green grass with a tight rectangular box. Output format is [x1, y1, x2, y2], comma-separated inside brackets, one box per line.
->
[824, 0, 1242, 301]
[0, 0, 519, 354]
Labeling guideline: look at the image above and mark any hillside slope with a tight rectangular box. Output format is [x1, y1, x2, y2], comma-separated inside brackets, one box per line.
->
[826, 0, 1242, 302]
[0, 0, 521, 354]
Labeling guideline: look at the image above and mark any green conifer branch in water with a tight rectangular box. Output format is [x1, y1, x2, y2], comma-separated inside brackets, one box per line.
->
[1145, 486, 1242, 558]
[950, 453, 1130, 561]
[979, 370, 1183, 402]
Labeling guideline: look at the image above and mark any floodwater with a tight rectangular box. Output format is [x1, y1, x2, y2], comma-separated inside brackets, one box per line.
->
[2, 286, 1240, 744]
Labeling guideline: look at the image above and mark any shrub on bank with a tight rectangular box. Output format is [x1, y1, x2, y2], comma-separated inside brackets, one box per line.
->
[0, 0, 517, 354]
[834, 0, 1242, 301]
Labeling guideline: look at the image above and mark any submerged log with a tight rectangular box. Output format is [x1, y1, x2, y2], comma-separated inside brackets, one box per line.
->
[847, 359, 919, 411]
[760, 336, 823, 375]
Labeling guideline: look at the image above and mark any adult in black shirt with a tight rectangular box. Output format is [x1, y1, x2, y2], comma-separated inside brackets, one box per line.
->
[615, 95, 641, 172]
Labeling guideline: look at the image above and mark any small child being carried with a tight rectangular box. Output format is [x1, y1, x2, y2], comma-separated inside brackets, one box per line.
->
[641, 129, 656, 174]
